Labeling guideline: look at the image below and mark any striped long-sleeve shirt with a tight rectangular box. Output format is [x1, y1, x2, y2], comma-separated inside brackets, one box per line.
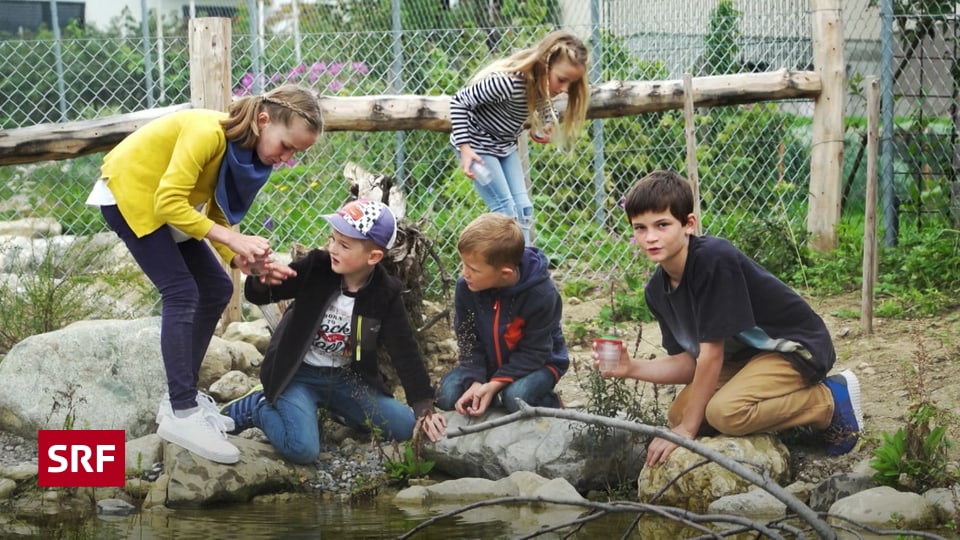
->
[449, 72, 554, 157]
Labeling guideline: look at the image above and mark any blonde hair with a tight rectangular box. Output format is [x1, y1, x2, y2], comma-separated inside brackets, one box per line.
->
[457, 213, 525, 269]
[471, 30, 589, 151]
[220, 84, 324, 148]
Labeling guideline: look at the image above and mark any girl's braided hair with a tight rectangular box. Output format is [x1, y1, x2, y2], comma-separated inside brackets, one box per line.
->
[221, 84, 324, 148]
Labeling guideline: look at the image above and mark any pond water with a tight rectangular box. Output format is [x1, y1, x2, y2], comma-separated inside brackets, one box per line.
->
[11, 496, 959, 539]
[12, 496, 639, 539]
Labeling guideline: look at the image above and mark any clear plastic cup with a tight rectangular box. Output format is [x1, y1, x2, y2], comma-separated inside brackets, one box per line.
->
[472, 163, 492, 186]
[595, 338, 623, 371]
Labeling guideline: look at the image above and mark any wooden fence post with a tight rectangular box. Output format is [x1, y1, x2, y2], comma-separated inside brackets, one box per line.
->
[861, 77, 880, 335]
[682, 73, 702, 236]
[808, 0, 845, 252]
[188, 17, 242, 328]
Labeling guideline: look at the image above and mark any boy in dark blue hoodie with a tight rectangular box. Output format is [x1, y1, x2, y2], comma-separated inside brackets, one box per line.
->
[436, 213, 569, 416]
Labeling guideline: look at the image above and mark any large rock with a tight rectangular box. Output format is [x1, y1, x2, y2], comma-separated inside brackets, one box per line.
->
[394, 471, 586, 535]
[163, 437, 314, 507]
[637, 434, 790, 513]
[828, 486, 939, 530]
[424, 410, 647, 493]
[0, 317, 266, 441]
[0, 318, 167, 439]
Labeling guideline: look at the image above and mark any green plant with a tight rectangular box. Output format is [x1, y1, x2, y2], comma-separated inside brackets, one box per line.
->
[383, 440, 435, 483]
[869, 335, 957, 492]
[597, 272, 654, 327]
[561, 278, 597, 300]
[0, 236, 135, 354]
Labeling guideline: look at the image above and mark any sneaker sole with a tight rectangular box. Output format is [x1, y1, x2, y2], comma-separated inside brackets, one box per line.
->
[838, 369, 864, 432]
[157, 423, 240, 464]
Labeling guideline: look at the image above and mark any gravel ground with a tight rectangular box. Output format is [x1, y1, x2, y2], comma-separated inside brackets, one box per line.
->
[0, 430, 37, 469]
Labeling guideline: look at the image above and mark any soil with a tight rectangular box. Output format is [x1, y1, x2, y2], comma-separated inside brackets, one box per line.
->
[547, 290, 960, 484]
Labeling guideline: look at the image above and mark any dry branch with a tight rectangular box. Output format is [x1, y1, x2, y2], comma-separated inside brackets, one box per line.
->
[0, 69, 819, 166]
[446, 401, 836, 539]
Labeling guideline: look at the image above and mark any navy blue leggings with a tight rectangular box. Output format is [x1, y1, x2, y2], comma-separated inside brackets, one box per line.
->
[102, 205, 233, 411]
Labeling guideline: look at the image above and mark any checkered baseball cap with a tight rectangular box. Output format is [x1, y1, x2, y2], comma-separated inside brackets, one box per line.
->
[323, 198, 398, 249]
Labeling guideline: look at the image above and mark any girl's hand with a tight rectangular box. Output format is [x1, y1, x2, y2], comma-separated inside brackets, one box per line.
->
[227, 231, 272, 266]
[529, 126, 552, 144]
[234, 255, 297, 285]
[459, 145, 482, 179]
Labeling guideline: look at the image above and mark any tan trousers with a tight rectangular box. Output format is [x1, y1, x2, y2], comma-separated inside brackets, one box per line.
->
[668, 352, 834, 436]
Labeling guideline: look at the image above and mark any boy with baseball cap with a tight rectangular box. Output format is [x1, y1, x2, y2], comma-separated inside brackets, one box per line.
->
[222, 198, 446, 463]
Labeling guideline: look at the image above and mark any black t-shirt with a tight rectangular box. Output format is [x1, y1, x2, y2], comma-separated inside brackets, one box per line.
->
[644, 235, 835, 382]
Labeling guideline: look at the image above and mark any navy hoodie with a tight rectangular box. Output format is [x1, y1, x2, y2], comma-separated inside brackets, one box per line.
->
[454, 247, 569, 387]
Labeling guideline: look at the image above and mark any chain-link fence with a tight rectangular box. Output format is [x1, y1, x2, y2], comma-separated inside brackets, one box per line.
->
[1, 0, 954, 328]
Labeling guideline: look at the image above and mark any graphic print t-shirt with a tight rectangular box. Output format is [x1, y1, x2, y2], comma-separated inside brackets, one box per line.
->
[303, 291, 355, 368]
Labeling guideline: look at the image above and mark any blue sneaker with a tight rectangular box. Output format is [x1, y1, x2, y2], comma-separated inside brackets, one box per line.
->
[822, 370, 864, 455]
[220, 385, 264, 435]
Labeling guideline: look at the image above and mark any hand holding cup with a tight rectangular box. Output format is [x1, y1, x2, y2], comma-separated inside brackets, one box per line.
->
[594, 337, 623, 374]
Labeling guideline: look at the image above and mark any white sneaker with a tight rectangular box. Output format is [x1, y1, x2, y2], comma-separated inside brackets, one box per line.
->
[157, 408, 240, 464]
[157, 392, 236, 433]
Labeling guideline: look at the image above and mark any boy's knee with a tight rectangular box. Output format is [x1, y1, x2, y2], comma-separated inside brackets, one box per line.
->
[704, 401, 753, 436]
[277, 440, 320, 465]
[435, 394, 457, 412]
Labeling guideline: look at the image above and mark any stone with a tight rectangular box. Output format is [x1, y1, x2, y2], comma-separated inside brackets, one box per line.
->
[96, 498, 137, 516]
[0, 318, 167, 439]
[637, 434, 790, 513]
[828, 486, 939, 530]
[163, 437, 315, 507]
[425, 410, 646, 493]
[809, 472, 878, 511]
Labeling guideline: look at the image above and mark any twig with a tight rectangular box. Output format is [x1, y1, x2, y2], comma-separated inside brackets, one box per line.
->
[417, 307, 450, 333]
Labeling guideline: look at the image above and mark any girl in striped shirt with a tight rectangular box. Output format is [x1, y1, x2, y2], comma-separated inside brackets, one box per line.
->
[450, 30, 589, 245]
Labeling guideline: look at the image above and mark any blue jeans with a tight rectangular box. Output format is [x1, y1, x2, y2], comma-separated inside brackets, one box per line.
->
[101, 205, 233, 411]
[252, 365, 416, 464]
[436, 365, 560, 413]
[455, 149, 533, 245]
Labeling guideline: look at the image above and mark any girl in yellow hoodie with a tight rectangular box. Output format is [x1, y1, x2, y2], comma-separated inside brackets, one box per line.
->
[86, 84, 322, 464]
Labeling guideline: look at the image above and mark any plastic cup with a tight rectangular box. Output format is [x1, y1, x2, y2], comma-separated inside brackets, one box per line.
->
[472, 163, 492, 186]
[595, 338, 622, 371]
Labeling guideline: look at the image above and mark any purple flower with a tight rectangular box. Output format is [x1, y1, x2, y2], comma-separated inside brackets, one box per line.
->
[327, 80, 344, 92]
[311, 61, 328, 74]
[351, 62, 369, 75]
[328, 62, 345, 76]
[263, 216, 275, 231]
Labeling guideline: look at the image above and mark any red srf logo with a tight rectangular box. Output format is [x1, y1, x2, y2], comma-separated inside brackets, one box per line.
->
[38, 430, 125, 487]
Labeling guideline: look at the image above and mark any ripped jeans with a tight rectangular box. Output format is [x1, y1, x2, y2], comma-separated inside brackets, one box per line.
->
[456, 149, 533, 245]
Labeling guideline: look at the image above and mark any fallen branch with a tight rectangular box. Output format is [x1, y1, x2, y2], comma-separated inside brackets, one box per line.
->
[446, 401, 835, 539]
[397, 495, 790, 540]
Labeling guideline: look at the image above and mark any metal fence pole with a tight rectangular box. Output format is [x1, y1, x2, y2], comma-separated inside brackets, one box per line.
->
[391, 0, 407, 186]
[140, 0, 156, 109]
[249, 0, 262, 94]
[880, 0, 897, 247]
[590, 0, 607, 227]
[48, 0, 68, 122]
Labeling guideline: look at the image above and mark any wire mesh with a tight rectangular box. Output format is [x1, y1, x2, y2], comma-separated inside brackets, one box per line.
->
[1, 0, 955, 325]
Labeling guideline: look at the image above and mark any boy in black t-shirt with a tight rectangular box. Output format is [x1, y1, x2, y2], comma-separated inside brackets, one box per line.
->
[597, 170, 863, 467]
